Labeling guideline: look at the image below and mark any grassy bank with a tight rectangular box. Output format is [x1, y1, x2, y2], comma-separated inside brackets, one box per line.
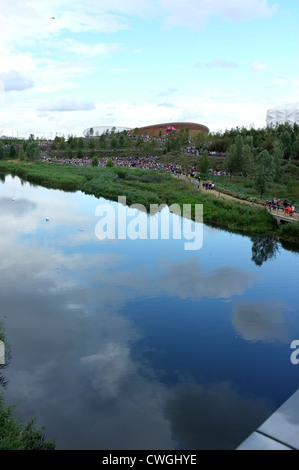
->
[0, 396, 55, 450]
[210, 174, 299, 207]
[0, 160, 298, 245]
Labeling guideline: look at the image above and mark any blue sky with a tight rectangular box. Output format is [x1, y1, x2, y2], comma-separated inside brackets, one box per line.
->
[0, 0, 298, 139]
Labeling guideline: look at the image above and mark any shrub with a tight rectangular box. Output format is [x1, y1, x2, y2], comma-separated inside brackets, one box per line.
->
[278, 221, 299, 243]
[0, 395, 55, 450]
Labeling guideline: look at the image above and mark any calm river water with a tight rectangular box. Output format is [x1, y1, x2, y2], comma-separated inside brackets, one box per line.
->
[1, 174, 299, 450]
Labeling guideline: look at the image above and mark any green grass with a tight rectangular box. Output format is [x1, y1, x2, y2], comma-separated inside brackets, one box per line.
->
[0, 160, 295, 243]
[0, 395, 55, 450]
[212, 174, 299, 207]
[278, 220, 299, 245]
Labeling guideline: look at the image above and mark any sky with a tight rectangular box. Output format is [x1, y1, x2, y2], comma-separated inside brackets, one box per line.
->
[0, 0, 298, 139]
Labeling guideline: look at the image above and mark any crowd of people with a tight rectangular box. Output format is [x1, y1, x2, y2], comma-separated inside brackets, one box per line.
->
[42, 154, 183, 174]
[266, 198, 295, 216]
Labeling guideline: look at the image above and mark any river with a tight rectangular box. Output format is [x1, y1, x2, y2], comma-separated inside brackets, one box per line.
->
[1, 174, 299, 450]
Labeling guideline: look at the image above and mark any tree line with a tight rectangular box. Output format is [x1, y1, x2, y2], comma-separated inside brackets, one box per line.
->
[0, 135, 40, 162]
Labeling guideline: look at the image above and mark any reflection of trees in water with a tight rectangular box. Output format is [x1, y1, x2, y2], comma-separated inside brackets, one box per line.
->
[251, 236, 280, 266]
[0, 373, 7, 388]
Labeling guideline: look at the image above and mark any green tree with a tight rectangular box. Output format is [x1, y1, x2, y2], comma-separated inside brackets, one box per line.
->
[241, 144, 254, 176]
[110, 137, 118, 150]
[177, 129, 189, 147]
[280, 130, 292, 159]
[235, 135, 245, 172]
[272, 140, 284, 182]
[135, 138, 144, 151]
[91, 155, 98, 167]
[59, 138, 66, 150]
[88, 139, 96, 150]
[98, 134, 107, 149]
[253, 150, 275, 199]
[118, 134, 125, 147]
[167, 134, 180, 152]
[199, 151, 210, 174]
[78, 137, 85, 149]
[292, 135, 299, 160]
[0, 143, 8, 160]
[17, 147, 26, 161]
[67, 135, 76, 149]
[106, 157, 114, 167]
[26, 141, 40, 161]
[144, 141, 155, 156]
[224, 143, 239, 176]
[9, 145, 17, 159]
[123, 137, 132, 149]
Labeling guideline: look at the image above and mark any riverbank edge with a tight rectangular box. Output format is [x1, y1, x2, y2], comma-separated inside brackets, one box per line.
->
[1, 160, 298, 249]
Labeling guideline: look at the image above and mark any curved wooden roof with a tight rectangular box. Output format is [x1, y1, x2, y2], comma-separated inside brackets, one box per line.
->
[131, 122, 209, 136]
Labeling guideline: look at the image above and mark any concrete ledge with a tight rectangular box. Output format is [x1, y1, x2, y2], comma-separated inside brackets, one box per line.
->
[237, 431, 292, 450]
[0, 341, 4, 365]
[237, 390, 299, 450]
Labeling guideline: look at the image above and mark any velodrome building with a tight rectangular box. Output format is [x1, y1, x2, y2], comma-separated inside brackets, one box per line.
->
[83, 122, 209, 138]
[130, 122, 209, 137]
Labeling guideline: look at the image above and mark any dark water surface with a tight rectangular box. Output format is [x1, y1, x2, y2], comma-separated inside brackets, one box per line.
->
[1, 174, 299, 450]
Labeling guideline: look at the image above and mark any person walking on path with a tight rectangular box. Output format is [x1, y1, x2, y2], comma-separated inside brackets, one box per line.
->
[290, 203, 295, 216]
[277, 198, 281, 211]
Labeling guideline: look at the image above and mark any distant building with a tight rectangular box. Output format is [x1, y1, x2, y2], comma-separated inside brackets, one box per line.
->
[0, 135, 25, 140]
[266, 102, 299, 126]
[83, 126, 131, 137]
[130, 122, 209, 137]
[82, 122, 209, 138]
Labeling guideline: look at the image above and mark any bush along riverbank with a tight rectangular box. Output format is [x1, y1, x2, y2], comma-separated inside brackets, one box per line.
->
[0, 396, 55, 450]
[0, 160, 298, 246]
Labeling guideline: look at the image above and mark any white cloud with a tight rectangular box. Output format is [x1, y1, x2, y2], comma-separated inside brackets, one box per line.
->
[157, 102, 175, 108]
[158, 87, 179, 97]
[232, 301, 293, 343]
[205, 58, 238, 69]
[250, 60, 268, 71]
[0, 70, 34, 92]
[0, 53, 36, 75]
[0, 0, 129, 47]
[158, 259, 256, 300]
[50, 38, 122, 58]
[160, 0, 275, 30]
[37, 97, 96, 112]
[270, 76, 287, 87]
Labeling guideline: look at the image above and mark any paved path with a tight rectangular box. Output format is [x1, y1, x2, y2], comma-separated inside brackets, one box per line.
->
[175, 174, 299, 222]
